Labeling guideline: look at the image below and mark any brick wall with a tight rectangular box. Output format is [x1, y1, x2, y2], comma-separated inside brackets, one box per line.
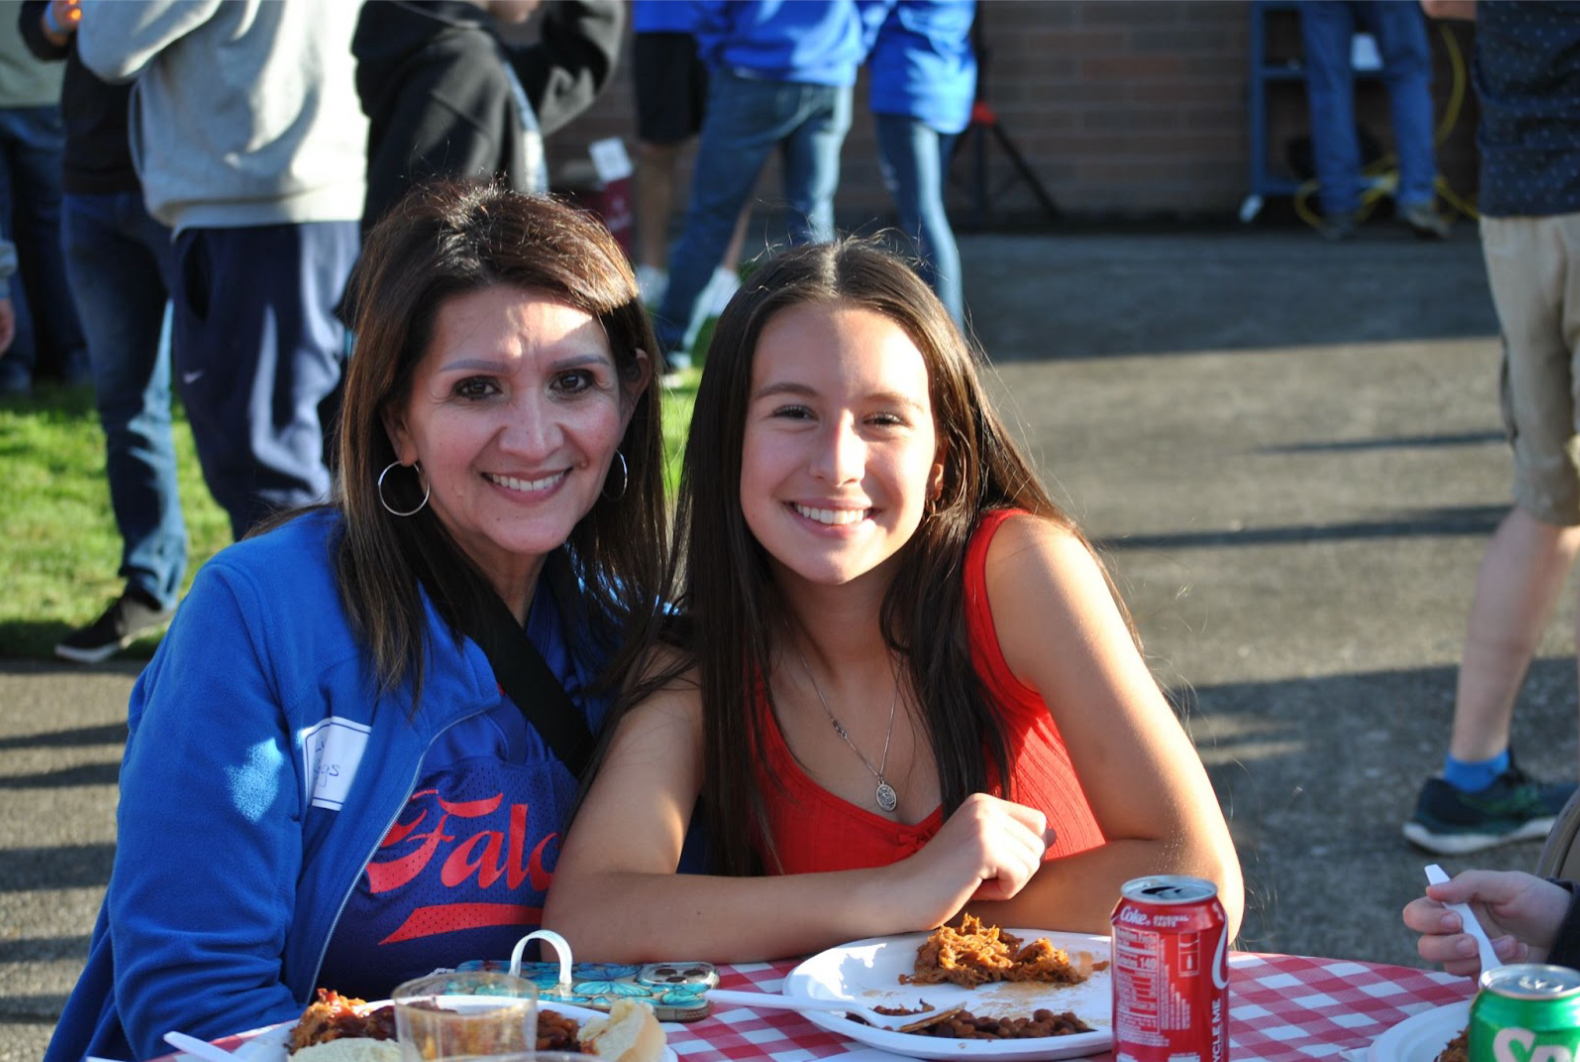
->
[540, 1, 1481, 234]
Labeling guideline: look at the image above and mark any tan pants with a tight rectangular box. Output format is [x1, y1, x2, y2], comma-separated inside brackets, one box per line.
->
[1484, 212, 1580, 525]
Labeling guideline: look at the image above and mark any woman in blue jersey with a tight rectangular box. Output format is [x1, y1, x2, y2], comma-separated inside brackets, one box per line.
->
[45, 182, 665, 1062]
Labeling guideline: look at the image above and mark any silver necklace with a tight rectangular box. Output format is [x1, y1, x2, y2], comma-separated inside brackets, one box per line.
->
[794, 645, 900, 812]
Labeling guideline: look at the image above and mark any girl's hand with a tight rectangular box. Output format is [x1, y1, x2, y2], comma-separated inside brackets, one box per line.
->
[887, 793, 1053, 929]
[1402, 869, 1570, 977]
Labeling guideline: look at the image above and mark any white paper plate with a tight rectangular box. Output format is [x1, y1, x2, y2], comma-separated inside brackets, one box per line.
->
[194, 999, 677, 1062]
[1367, 1000, 1470, 1062]
[781, 928, 1113, 1062]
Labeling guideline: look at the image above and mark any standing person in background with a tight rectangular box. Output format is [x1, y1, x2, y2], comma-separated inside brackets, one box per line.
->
[354, 0, 623, 241]
[1297, 0, 1451, 241]
[1404, 0, 1580, 855]
[21, 0, 188, 664]
[629, 0, 747, 318]
[76, 0, 366, 541]
[868, 0, 974, 328]
[651, 0, 890, 370]
[0, 0, 84, 395]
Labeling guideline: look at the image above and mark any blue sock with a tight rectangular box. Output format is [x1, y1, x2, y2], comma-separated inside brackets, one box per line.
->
[1444, 749, 1511, 793]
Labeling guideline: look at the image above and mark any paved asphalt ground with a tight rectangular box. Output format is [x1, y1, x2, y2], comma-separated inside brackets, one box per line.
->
[5, 219, 1577, 1060]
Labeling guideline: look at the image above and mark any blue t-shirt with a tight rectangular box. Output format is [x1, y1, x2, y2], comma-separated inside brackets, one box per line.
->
[1473, 0, 1580, 217]
[317, 586, 606, 998]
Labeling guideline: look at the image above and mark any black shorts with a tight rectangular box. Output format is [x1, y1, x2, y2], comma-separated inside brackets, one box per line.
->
[633, 32, 709, 144]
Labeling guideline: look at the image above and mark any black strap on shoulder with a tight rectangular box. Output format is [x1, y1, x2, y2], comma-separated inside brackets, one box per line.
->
[465, 591, 595, 780]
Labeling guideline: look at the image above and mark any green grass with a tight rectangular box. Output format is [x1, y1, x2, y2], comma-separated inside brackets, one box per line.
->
[0, 383, 231, 660]
[660, 368, 700, 496]
[0, 372, 699, 661]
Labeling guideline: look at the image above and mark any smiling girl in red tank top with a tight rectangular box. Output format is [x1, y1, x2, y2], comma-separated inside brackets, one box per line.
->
[544, 239, 1242, 963]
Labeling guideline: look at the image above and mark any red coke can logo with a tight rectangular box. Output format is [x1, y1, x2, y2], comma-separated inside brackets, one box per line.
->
[1112, 875, 1231, 1062]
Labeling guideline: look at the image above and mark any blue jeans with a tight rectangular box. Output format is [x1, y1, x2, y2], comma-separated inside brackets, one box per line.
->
[1299, 0, 1437, 217]
[655, 70, 852, 354]
[62, 192, 186, 607]
[876, 115, 962, 326]
[172, 222, 358, 539]
[0, 106, 86, 387]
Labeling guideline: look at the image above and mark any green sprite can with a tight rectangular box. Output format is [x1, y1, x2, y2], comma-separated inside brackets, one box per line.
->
[1470, 964, 1580, 1062]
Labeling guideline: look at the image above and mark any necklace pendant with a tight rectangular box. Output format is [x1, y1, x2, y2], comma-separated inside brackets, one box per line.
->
[875, 780, 898, 812]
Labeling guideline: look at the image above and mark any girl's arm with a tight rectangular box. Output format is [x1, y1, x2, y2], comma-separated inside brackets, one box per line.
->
[543, 676, 1051, 962]
[963, 514, 1245, 938]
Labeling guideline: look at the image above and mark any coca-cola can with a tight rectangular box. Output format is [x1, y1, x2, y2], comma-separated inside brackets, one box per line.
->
[1111, 875, 1231, 1062]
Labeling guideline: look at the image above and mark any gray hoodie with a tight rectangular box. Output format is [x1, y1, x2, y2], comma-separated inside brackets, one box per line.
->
[76, 0, 367, 231]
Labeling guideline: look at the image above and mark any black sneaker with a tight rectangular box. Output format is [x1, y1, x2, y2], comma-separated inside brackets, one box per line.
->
[54, 589, 175, 664]
[1403, 765, 1576, 854]
[1318, 211, 1359, 242]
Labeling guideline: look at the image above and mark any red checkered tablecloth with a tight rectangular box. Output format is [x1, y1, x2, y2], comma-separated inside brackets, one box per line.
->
[660, 952, 1474, 1062]
[156, 950, 1473, 1062]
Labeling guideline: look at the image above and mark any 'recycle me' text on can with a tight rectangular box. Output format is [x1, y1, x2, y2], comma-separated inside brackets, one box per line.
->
[1111, 874, 1231, 1062]
[1471, 964, 1580, 1062]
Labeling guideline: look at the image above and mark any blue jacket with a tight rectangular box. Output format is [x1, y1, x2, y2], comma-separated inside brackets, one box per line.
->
[693, 0, 890, 87]
[45, 509, 609, 1062]
[867, 0, 977, 135]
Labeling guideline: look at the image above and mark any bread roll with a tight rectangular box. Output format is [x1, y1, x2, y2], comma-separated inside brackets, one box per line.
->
[577, 999, 665, 1062]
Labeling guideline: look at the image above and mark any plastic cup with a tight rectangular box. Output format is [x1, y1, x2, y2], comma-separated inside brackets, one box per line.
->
[391, 970, 539, 1062]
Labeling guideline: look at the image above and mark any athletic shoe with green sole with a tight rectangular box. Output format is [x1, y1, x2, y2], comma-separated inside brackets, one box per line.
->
[1403, 765, 1576, 855]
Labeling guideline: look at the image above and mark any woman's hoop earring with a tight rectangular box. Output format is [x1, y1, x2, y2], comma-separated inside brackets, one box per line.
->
[602, 450, 628, 502]
[378, 460, 429, 517]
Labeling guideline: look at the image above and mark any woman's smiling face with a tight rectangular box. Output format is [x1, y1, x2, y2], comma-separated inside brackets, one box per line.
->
[739, 299, 943, 594]
[387, 284, 644, 603]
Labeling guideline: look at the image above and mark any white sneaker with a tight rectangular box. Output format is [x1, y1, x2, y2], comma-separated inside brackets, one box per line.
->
[635, 265, 668, 306]
[661, 349, 692, 386]
[701, 267, 741, 317]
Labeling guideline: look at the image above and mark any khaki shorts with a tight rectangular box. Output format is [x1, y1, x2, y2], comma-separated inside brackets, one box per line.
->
[1483, 213, 1580, 525]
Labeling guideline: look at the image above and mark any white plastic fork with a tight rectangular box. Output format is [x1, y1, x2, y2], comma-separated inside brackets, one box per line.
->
[1425, 863, 1502, 974]
[162, 1031, 241, 1062]
[705, 987, 963, 1033]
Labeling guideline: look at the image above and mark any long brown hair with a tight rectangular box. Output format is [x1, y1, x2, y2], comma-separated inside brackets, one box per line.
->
[670, 238, 1123, 876]
[336, 181, 667, 707]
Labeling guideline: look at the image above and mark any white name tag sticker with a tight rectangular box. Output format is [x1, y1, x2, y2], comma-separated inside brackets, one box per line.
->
[300, 717, 371, 811]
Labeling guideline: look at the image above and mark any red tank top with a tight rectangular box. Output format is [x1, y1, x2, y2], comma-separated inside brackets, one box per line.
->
[753, 509, 1105, 875]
